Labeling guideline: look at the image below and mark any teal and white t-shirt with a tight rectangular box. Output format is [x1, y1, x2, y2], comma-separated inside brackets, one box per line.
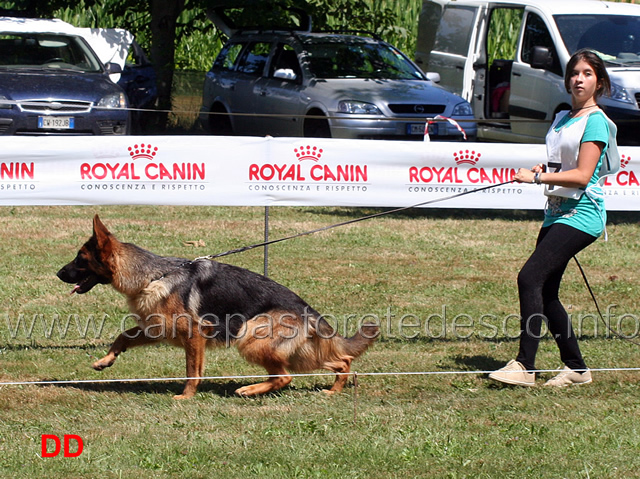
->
[542, 110, 609, 238]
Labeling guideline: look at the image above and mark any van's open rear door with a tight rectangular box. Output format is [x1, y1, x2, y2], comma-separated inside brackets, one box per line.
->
[416, 2, 484, 101]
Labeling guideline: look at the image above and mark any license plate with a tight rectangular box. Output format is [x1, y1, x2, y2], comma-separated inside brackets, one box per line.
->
[407, 123, 438, 136]
[38, 116, 74, 129]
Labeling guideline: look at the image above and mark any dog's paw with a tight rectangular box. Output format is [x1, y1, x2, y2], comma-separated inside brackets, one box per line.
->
[321, 389, 338, 396]
[234, 385, 253, 397]
[172, 393, 195, 400]
[92, 358, 114, 370]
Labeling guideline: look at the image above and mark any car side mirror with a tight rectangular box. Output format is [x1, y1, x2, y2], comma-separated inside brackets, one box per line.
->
[104, 62, 123, 74]
[530, 46, 553, 70]
[274, 68, 297, 81]
[426, 72, 441, 83]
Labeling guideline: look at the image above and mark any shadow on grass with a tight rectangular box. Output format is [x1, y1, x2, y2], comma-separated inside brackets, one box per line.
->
[44, 377, 342, 398]
[452, 354, 505, 372]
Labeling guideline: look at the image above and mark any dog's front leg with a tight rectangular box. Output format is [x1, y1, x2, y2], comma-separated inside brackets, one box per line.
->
[92, 326, 155, 370]
[174, 336, 206, 400]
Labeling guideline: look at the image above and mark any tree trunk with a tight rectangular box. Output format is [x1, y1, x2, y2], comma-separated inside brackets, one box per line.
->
[149, 0, 185, 131]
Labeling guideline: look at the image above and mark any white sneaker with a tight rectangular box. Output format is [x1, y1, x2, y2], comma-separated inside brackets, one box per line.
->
[489, 360, 535, 386]
[543, 366, 592, 387]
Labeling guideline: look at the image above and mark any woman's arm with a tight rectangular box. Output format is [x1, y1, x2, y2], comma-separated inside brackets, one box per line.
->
[515, 140, 604, 187]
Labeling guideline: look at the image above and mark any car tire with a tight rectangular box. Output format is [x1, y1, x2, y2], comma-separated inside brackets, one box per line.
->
[207, 105, 233, 135]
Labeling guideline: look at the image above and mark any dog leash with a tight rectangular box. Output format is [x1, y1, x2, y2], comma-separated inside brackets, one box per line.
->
[195, 179, 516, 261]
[573, 256, 640, 346]
[190, 178, 636, 348]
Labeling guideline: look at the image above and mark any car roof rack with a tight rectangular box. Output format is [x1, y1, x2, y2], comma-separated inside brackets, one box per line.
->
[315, 29, 382, 41]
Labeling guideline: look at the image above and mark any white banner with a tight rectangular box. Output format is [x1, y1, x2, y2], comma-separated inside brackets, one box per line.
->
[1, 136, 638, 210]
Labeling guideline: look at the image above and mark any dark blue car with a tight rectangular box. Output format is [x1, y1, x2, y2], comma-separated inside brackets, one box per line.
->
[0, 17, 130, 135]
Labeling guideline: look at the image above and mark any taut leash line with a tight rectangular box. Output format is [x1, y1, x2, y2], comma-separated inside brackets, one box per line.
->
[573, 256, 640, 346]
[197, 179, 516, 260]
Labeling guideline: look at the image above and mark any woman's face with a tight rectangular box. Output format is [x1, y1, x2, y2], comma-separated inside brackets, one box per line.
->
[569, 59, 600, 104]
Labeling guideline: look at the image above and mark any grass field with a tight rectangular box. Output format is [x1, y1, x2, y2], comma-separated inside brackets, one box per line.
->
[0, 205, 639, 478]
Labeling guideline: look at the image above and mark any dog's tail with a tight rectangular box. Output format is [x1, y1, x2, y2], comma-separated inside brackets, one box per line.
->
[342, 322, 379, 358]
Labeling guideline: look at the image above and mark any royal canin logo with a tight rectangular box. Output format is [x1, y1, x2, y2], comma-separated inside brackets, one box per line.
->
[453, 149, 481, 166]
[128, 143, 158, 161]
[80, 143, 205, 181]
[294, 145, 323, 162]
[409, 148, 514, 184]
[248, 145, 367, 182]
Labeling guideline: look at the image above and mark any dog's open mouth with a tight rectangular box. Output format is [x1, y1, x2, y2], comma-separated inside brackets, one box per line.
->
[70, 275, 100, 295]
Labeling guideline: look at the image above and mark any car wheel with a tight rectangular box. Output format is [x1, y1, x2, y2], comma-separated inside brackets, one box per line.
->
[303, 112, 331, 138]
[207, 105, 233, 135]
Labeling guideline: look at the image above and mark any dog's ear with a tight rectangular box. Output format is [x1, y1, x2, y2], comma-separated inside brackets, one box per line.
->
[92, 215, 113, 251]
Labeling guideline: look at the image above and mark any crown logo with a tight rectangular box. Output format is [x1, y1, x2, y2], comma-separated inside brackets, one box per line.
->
[128, 143, 158, 161]
[453, 149, 481, 166]
[621, 154, 631, 169]
[294, 145, 323, 162]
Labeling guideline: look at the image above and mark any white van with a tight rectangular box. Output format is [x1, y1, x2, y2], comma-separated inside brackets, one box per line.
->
[416, 0, 640, 144]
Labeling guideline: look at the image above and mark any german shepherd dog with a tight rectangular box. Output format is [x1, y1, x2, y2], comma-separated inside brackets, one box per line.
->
[57, 215, 378, 399]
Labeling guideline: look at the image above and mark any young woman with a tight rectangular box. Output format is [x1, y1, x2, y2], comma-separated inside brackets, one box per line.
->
[489, 49, 617, 387]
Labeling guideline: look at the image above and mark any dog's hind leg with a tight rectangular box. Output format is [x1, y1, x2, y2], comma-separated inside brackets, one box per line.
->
[235, 363, 292, 397]
[92, 326, 157, 371]
[323, 357, 353, 395]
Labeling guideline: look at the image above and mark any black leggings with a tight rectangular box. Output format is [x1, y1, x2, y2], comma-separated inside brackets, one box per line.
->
[516, 223, 597, 371]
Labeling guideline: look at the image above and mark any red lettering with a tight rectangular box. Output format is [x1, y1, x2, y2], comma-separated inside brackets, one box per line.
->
[355, 165, 367, 182]
[467, 168, 479, 183]
[310, 164, 322, 181]
[249, 164, 259, 180]
[105, 163, 120, 179]
[92, 163, 107, 180]
[159, 163, 172, 180]
[296, 164, 306, 181]
[41, 434, 61, 458]
[64, 435, 84, 458]
[432, 167, 444, 182]
[281, 164, 296, 181]
[80, 163, 92, 179]
[323, 165, 336, 181]
[479, 168, 491, 183]
[193, 163, 205, 180]
[115, 163, 129, 180]
[173, 163, 187, 180]
[260, 164, 275, 180]
[145, 163, 158, 180]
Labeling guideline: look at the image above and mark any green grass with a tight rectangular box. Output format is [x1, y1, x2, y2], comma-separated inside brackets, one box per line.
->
[1, 205, 640, 478]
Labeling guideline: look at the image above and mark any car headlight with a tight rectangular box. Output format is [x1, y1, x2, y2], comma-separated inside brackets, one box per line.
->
[609, 82, 633, 104]
[338, 100, 382, 115]
[452, 101, 473, 116]
[97, 92, 127, 109]
[0, 94, 12, 109]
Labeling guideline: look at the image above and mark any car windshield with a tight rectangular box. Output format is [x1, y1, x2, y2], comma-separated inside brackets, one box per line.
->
[0, 33, 103, 72]
[555, 14, 640, 65]
[304, 40, 425, 80]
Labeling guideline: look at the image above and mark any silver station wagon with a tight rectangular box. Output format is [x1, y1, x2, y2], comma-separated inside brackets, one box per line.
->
[199, 28, 476, 141]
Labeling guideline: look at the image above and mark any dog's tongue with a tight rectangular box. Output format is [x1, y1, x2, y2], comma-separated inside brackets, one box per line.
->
[70, 284, 81, 295]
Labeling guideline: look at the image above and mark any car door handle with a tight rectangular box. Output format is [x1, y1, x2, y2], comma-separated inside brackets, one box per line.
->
[260, 90, 268, 96]
[512, 72, 521, 77]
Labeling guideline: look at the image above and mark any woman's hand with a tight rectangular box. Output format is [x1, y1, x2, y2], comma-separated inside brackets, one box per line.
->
[514, 168, 533, 183]
[514, 163, 545, 184]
